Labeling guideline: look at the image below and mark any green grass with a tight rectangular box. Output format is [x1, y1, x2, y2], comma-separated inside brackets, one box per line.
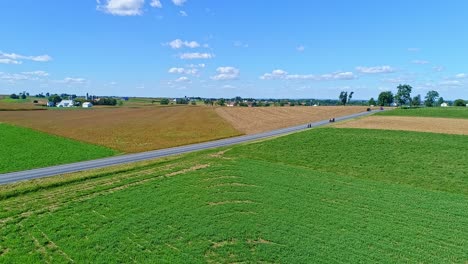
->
[0, 123, 118, 173]
[376, 106, 468, 119]
[0, 128, 467, 262]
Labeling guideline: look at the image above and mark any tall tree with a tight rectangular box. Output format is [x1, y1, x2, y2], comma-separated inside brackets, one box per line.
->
[411, 94, 421, 106]
[437, 97, 445, 106]
[339, 91, 348, 105]
[394, 84, 412, 106]
[368, 97, 376, 106]
[378, 91, 394, 106]
[348, 91, 354, 104]
[424, 90, 439, 107]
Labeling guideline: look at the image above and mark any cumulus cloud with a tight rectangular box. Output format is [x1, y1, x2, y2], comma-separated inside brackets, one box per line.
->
[179, 11, 188, 16]
[296, 45, 305, 52]
[150, 0, 162, 8]
[168, 67, 198, 75]
[260, 69, 355, 81]
[180, 53, 213, 60]
[175, 76, 190, 82]
[55, 77, 87, 85]
[439, 80, 462, 87]
[172, 0, 187, 6]
[455, 73, 467, 79]
[356, 66, 395, 74]
[0, 71, 50, 82]
[0, 51, 52, 64]
[412, 60, 430, 65]
[234, 41, 249, 48]
[211, 67, 240, 81]
[0, 59, 22, 65]
[168, 39, 199, 49]
[97, 0, 145, 16]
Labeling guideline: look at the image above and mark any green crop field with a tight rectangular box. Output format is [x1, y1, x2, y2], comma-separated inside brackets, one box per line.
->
[0, 123, 118, 173]
[377, 106, 468, 119]
[0, 128, 467, 262]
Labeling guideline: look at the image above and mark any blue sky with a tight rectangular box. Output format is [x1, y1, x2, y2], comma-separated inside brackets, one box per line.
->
[0, 1, 467, 99]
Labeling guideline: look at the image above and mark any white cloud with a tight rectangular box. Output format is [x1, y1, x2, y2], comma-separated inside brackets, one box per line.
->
[179, 11, 188, 16]
[180, 53, 213, 60]
[439, 80, 462, 87]
[23, 71, 49, 77]
[260, 69, 355, 81]
[97, 0, 144, 16]
[433, 66, 444, 72]
[0, 71, 49, 82]
[150, 0, 162, 8]
[234, 41, 249, 48]
[172, 0, 187, 6]
[0, 59, 22, 65]
[168, 67, 198, 75]
[168, 39, 200, 49]
[455, 73, 467, 79]
[296, 45, 305, 52]
[55, 77, 87, 85]
[411, 60, 430, 65]
[211, 67, 240, 81]
[175, 76, 190, 82]
[356, 66, 396, 74]
[0, 51, 52, 63]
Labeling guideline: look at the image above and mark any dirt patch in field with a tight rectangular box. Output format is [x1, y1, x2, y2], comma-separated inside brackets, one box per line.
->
[215, 106, 368, 134]
[334, 116, 468, 135]
[0, 106, 241, 152]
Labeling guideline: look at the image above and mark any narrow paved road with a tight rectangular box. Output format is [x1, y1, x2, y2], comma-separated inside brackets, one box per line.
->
[0, 110, 379, 185]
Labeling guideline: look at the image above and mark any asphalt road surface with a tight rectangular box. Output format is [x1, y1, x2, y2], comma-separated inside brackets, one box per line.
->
[0, 110, 380, 185]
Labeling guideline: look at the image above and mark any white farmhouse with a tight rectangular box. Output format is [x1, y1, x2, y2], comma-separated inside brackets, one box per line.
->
[82, 102, 93, 108]
[56, 100, 74, 107]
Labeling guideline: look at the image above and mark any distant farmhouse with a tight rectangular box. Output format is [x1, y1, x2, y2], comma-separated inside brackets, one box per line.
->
[82, 102, 93, 108]
[56, 100, 75, 107]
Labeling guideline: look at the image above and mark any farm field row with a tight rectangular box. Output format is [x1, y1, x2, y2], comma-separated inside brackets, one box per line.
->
[0, 106, 242, 153]
[334, 115, 468, 135]
[215, 105, 369, 134]
[0, 128, 466, 262]
[0, 123, 118, 173]
[376, 106, 468, 119]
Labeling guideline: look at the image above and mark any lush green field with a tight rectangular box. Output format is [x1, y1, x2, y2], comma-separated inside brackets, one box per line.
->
[0, 123, 118, 173]
[0, 128, 467, 262]
[377, 106, 468, 119]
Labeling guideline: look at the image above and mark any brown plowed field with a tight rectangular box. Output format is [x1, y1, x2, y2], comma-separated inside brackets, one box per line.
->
[334, 116, 468, 135]
[0, 106, 241, 152]
[215, 106, 368, 134]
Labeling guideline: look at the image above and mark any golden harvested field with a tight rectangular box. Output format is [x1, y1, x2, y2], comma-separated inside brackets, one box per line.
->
[215, 106, 369, 134]
[0, 106, 241, 152]
[334, 115, 468, 135]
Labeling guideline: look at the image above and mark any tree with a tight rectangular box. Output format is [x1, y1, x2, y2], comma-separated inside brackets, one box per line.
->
[348, 91, 354, 103]
[368, 97, 376, 106]
[339, 91, 348, 105]
[160, 98, 169, 105]
[411, 94, 421, 106]
[217, 98, 226, 106]
[424, 90, 439, 107]
[394, 84, 412, 106]
[20, 93, 27, 99]
[378, 91, 394, 106]
[454, 99, 466, 107]
[9, 94, 19, 99]
[48, 94, 62, 104]
[437, 97, 445, 106]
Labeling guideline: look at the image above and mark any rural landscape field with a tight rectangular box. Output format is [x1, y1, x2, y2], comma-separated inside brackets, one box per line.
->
[1, 116, 467, 262]
[2, 1, 468, 263]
